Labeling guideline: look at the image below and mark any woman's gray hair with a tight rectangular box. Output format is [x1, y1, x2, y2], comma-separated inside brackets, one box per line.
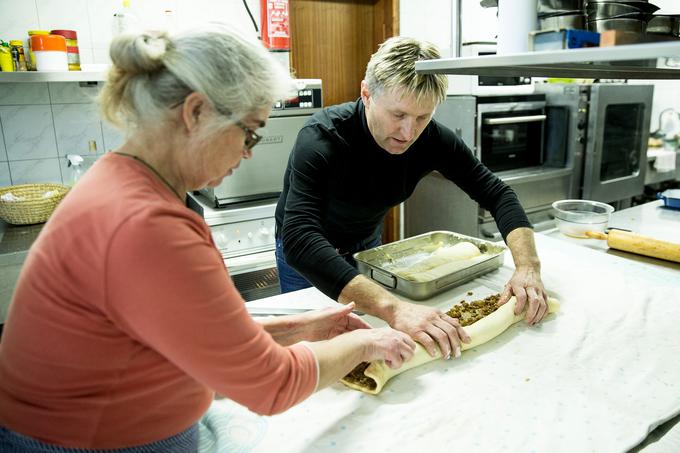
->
[364, 36, 448, 105]
[98, 23, 293, 133]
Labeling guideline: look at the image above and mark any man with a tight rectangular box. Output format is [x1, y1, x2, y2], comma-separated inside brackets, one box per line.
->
[275, 36, 549, 361]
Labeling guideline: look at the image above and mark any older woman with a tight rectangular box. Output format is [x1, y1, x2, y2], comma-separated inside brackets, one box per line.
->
[0, 25, 415, 452]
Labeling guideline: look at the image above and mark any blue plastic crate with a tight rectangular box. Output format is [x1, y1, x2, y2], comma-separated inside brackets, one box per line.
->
[657, 189, 680, 209]
[530, 29, 601, 51]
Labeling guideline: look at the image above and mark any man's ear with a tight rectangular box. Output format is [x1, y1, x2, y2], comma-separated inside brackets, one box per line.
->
[181, 92, 206, 133]
[360, 80, 371, 107]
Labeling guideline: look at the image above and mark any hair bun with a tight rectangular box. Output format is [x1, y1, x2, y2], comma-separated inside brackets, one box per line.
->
[109, 31, 172, 75]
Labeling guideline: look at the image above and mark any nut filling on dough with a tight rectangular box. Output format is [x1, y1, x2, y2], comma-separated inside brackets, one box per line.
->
[343, 294, 501, 389]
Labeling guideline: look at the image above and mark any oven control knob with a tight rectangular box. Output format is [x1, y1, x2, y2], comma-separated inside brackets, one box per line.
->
[247, 232, 253, 239]
[259, 227, 270, 236]
[577, 135, 585, 144]
[577, 120, 586, 130]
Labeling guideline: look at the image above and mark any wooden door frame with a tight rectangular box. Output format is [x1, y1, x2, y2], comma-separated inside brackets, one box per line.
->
[289, 0, 401, 243]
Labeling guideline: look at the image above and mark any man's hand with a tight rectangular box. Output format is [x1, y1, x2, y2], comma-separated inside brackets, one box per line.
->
[387, 301, 470, 359]
[498, 265, 548, 325]
[339, 275, 470, 359]
[501, 227, 549, 325]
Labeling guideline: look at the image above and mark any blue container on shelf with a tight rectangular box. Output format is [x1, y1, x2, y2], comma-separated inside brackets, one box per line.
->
[657, 189, 680, 209]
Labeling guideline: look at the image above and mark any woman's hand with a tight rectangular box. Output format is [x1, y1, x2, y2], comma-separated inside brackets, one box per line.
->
[258, 302, 371, 346]
[296, 302, 371, 342]
[354, 326, 417, 369]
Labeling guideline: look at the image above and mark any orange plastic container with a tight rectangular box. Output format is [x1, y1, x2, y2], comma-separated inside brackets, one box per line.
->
[30, 34, 68, 71]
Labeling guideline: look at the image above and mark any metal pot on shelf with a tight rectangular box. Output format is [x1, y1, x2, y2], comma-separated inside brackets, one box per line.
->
[538, 11, 587, 30]
[538, 0, 585, 15]
[587, 17, 648, 33]
[647, 15, 680, 37]
[586, 1, 659, 20]
[585, 1, 658, 33]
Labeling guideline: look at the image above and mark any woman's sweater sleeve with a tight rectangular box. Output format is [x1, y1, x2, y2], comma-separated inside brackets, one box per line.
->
[105, 207, 318, 415]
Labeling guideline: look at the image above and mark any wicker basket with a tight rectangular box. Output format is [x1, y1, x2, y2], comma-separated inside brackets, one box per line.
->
[0, 183, 70, 225]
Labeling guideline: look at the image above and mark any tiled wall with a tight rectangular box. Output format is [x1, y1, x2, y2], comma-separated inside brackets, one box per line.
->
[0, 0, 265, 187]
[0, 0, 262, 66]
[0, 82, 123, 186]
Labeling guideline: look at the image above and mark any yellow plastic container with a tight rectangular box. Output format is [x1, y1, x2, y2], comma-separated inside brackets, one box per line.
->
[0, 44, 14, 72]
[9, 40, 28, 71]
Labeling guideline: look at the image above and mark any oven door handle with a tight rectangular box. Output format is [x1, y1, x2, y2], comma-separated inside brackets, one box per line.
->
[483, 114, 547, 125]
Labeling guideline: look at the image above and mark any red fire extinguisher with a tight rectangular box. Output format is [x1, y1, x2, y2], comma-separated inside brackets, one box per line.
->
[260, 0, 290, 51]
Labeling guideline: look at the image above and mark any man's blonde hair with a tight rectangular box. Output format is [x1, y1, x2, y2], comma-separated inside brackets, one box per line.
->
[364, 36, 448, 105]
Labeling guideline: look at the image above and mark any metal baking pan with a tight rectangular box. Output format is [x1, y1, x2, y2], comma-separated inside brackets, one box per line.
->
[353, 231, 506, 300]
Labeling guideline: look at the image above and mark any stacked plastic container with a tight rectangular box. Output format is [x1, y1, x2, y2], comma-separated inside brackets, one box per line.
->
[29, 34, 68, 72]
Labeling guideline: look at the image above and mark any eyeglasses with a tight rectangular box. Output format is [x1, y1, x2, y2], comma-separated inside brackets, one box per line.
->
[171, 97, 263, 150]
[235, 121, 262, 151]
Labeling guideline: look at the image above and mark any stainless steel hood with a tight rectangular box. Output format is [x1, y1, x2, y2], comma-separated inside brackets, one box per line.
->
[416, 41, 680, 79]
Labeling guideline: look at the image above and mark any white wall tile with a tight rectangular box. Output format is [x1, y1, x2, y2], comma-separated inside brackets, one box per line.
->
[176, 0, 259, 38]
[0, 83, 50, 106]
[0, 162, 10, 186]
[401, 0, 453, 57]
[102, 121, 125, 153]
[130, 0, 179, 32]
[92, 47, 111, 65]
[0, 105, 58, 160]
[9, 158, 63, 184]
[78, 47, 95, 65]
[52, 103, 103, 156]
[628, 78, 680, 133]
[86, 0, 119, 49]
[35, 0, 93, 51]
[461, 0, 498, 44]
[0, 1, 39, 42]
[59, 153, 100, 185]
[654, 0, 679, 14]
[48, 82, 101, 104]
[0, 123, 6, 161]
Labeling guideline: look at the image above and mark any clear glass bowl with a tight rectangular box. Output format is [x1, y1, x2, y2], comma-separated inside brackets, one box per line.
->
[552, 199, 615, 238]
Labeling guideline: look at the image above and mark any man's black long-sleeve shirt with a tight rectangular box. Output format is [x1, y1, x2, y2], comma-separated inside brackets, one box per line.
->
[275, 99, 531, 300]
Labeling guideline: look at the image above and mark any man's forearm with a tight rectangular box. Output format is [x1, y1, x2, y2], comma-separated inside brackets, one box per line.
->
[506, 227, 541, 269]
[338, 275, 400, 324]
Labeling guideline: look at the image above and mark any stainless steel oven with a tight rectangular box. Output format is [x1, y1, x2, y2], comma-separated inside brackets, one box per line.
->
[405, 94, 572, 241]
[536, 83, 654, 204]
[200, 79, 322, 207]
[189, 80, 322, 300]
[476, 94, 547, 172]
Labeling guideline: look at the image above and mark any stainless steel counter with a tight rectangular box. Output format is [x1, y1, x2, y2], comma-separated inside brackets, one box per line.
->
[0, 220, 44, 324]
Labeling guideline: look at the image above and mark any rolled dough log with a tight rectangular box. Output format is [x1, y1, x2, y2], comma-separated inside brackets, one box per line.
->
[341, 296, 560, 394]
[393, 242, 482, 282]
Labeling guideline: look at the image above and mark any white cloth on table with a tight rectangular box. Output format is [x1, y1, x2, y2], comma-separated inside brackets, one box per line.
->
[198, 399, 267, 453]
[198, 234, 680, 453]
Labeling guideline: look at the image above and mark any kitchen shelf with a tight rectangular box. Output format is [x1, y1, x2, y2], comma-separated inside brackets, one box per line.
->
[416, 41, 680, 79]
[0, 65, 108, 83]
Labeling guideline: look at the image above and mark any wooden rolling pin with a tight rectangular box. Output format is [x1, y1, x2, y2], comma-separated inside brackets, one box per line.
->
[585, 230, 680, 263]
